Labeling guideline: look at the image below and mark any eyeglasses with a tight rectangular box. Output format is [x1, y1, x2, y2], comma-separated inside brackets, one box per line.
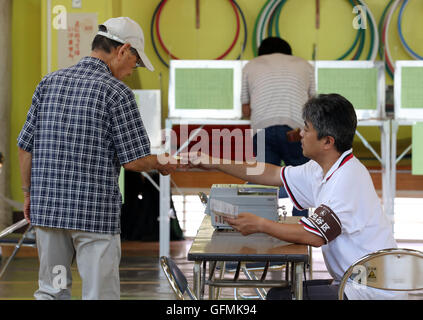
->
[130, 47, 143, 68]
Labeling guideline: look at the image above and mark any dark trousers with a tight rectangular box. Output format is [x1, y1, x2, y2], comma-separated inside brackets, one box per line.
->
[266, 279, 345, 300]
[253, 125, 309, 217]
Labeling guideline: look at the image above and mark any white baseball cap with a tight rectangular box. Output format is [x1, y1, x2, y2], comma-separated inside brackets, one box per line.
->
[97, 17, 154, 71]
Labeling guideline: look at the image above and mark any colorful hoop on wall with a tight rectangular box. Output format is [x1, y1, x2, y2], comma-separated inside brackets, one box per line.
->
[252, 0, 379, 61]
[397, 0, 423, 60]
[151, 0, 247, 68]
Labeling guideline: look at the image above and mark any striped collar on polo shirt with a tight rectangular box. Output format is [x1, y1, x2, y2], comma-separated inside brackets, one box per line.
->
[323, 149, 354, 183]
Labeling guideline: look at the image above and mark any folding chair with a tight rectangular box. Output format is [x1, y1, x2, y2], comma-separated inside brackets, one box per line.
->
[160, 256, 197, 300]
[338, 248, 423, 300]
[0, 219, 36, 279]
[0, 155, 37, 279]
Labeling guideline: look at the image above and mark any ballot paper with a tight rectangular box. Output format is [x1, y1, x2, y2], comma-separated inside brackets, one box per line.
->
[210, 199, 238, 220]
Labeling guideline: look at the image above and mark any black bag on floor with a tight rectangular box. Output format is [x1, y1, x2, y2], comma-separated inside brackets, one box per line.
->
[120, 171, 184, 241]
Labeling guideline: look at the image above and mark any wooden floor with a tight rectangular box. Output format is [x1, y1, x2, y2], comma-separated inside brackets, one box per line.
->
[0, 240, 192, 300]
[0, 238, 422, 300]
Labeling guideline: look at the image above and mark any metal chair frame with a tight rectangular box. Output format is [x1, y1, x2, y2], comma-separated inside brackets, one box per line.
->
[214, 261, 287, 300]
[338, 248, 423, 300]
[160, 256, 197, 300]
[0, 220, 36, 279]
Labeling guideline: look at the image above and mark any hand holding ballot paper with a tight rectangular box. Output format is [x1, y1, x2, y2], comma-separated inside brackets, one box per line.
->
[210, 199, 239, 221]
[204, 184, 279, 231]
[210, 199, 262, 235]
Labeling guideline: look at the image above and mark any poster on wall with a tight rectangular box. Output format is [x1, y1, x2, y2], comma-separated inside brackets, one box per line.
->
[57, 13, 98, 69]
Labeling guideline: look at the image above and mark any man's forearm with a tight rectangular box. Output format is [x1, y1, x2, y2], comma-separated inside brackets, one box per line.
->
[123, 154, 159, 172]
[18, 148, 32, 192]
[215, 160, 283, 186]
[123, 154, 176, 176]
[215, 161, 264, 183]
[259, 218, 325, 247]
[187, 151, 283, 186]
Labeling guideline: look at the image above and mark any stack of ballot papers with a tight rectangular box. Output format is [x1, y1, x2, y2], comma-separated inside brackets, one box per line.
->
[210, 199, 239, 220]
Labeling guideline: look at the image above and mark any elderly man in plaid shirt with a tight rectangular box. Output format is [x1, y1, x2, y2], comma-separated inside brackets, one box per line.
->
[17, 17, 176, 300]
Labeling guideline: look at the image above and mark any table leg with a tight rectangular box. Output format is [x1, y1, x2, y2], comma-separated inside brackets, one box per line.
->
[390, 120, 399, 230]
[159, 174, 170, 258]
[201, 261, 206, 299]
[193, 261, 202, 299]
[208, 261, 217, 300]
[293, 263, 304, 300]
[381, 120, 392, 218]
[216, 261, 225, 300]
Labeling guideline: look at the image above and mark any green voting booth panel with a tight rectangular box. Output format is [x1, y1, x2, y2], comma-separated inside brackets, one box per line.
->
[315, 61, 385, 120]
[394, 62, 423, 170]
[317, 68, 377, 110]
[401, 68, 423, 109]
[412, 123, 423, 175]
[394, 61, 423, 120]
[175, 68, 234, 110]
[168, 60, 242, 119]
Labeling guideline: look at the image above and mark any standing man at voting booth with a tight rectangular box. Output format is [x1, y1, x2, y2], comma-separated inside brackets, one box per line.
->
[185, 94, 402, 300]
[241, 37, 315, 216]
[17, 17, 176, 300]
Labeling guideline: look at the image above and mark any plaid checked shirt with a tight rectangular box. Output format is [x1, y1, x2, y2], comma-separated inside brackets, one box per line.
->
[17, 57, 151, 234]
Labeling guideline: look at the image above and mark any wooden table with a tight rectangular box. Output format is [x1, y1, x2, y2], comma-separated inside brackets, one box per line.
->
[188, 216, 309, 300]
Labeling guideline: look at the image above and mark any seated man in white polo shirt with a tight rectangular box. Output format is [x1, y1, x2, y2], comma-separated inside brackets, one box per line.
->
[185, 93, 403, 300]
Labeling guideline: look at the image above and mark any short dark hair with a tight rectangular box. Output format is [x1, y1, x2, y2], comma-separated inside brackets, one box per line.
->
[302, 94, 357, 153]
[91, 25, 122, 53]
[258, 37, 292, 56]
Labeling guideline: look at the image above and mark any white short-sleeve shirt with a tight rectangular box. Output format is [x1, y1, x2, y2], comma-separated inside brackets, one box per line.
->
[280, 149, 404, 299]
[241, 53, 315, 134]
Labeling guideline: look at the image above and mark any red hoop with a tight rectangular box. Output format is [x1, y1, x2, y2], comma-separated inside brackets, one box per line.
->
[155, 0, 241, 60]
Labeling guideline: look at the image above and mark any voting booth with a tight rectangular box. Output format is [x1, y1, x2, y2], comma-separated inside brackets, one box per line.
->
[165, 59, 252, 161]
[314, 61, 392, 217]
[168, 60, 243, 119]
[160, 60, 251, 257]
[315, 60, 385, 120]
[391, 61, 423, 211]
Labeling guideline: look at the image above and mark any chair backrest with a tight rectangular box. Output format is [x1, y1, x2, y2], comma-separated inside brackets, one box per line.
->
[160, 256, 196, 300]
[338, 248, 423, 300]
